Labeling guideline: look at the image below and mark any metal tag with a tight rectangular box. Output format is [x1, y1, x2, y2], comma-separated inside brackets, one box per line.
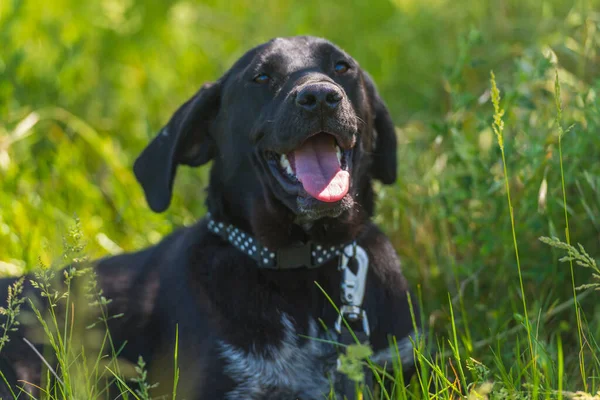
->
[335, 243, 370, 336]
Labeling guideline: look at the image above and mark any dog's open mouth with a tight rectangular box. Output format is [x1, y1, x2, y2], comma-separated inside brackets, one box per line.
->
[266, 133, 352, 203]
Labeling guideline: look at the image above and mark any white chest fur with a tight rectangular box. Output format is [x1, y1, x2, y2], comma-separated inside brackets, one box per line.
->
[218, 314, 339, 400]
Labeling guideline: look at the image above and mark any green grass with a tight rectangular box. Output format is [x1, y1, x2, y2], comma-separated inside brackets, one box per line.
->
[490, 69, 536, 384]
[1, 0, 600, 398]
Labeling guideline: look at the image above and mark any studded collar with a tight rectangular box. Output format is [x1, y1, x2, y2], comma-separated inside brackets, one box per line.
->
[206, 213, 350, 269]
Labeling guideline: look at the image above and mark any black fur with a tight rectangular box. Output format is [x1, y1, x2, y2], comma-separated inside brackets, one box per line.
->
[0, 36, 419, 399]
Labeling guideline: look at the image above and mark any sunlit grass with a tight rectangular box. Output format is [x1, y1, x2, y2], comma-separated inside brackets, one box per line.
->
[490, 70, 536, 392]
[554, 70, 587, 392]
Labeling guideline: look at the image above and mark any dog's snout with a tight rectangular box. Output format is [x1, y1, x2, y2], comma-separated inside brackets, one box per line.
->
[295, 83, 342, 113]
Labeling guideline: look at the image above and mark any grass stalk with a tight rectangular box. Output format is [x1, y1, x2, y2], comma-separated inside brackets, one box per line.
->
[554, 70, 587, 391]
[489, 71, 536, 377]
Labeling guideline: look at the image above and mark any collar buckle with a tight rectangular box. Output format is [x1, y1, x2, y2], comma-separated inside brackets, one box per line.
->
[276, 241, 313, 269]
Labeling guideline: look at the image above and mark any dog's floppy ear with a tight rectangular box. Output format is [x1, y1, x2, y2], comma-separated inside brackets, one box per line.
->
[363, 72, 397, 185]
[134, 81, 221, 212]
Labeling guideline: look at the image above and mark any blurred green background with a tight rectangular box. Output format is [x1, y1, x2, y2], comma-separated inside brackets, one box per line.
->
[1, 0, 600, 392]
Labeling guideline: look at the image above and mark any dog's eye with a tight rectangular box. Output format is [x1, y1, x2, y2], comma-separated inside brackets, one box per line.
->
[334, 61, 350, 74]
[253, 73, 271, 84]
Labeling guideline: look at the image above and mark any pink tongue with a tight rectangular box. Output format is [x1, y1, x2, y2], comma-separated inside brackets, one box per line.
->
[292, 134, 350, 202]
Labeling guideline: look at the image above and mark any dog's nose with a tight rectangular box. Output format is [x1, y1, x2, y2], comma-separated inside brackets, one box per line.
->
[295, 83, 342, 113]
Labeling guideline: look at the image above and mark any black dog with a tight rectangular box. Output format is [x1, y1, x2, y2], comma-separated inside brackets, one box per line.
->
[0, 36, 420, 399]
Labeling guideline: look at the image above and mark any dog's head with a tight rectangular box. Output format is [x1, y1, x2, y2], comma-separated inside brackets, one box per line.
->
[134, 36, 396, 231]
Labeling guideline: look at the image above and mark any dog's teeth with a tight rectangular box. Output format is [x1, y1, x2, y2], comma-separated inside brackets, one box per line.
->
[279, 154, 289, 170]
[280, 154, 294, 176]
[336, 146, 342, 165]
